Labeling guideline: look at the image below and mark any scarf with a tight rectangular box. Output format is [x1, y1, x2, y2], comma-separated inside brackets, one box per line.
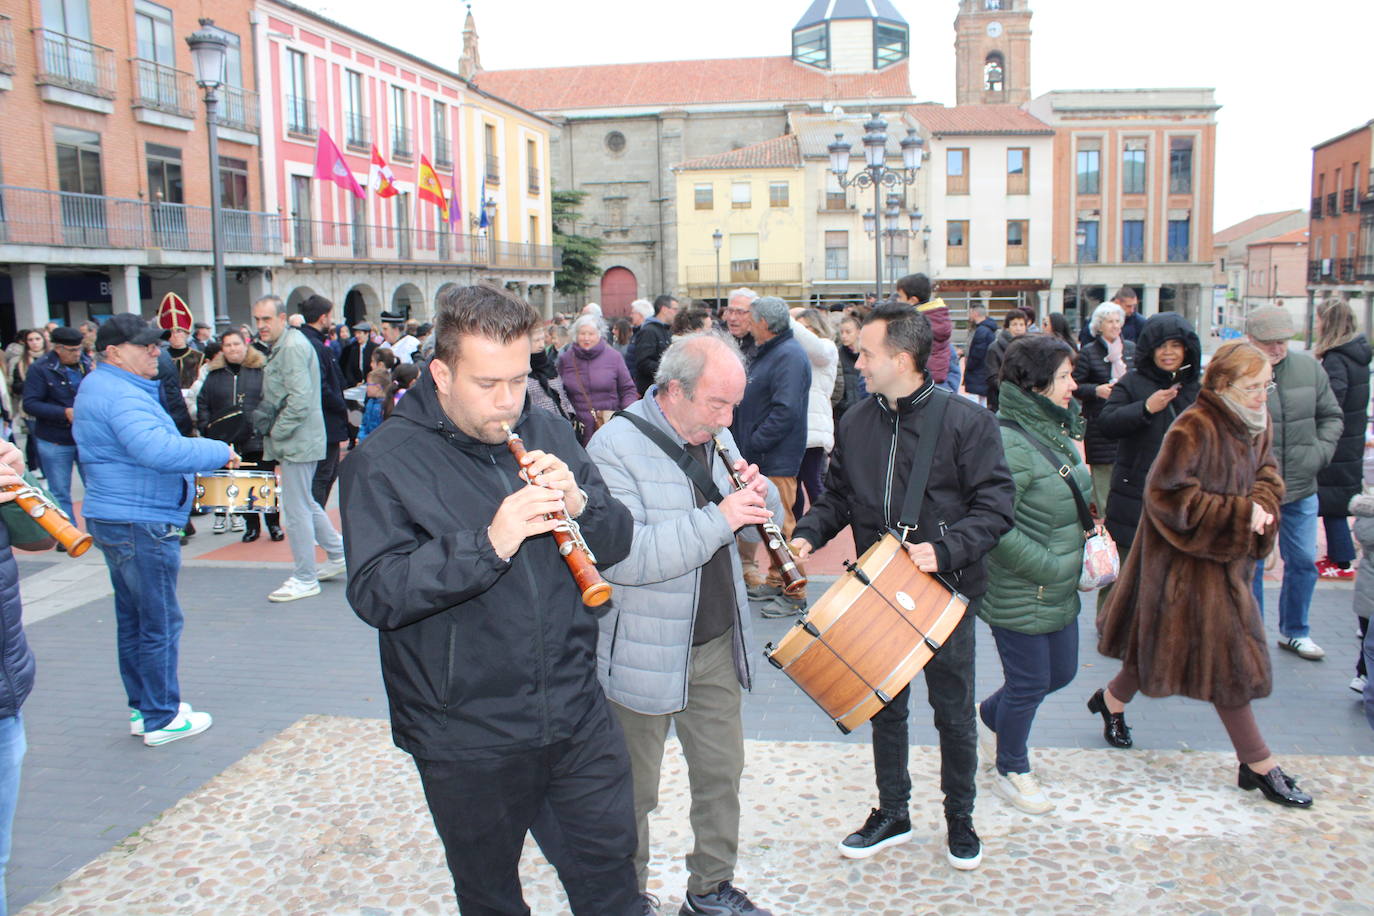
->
[1104, 335, 1127, 380]
[1219, 390, 1269, 440]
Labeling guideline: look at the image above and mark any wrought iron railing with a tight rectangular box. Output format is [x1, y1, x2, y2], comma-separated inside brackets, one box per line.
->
[1167, 245, 1191, 263]
[344, 112, 369, 150]
[33, 28, 115, 98]
[284, 95, 315, 137]
[1358, 256, 1374, 281]
[1327, 193, 1338, 217]
[685, 263, 802, 285]
[528, 166, 540, 194]
[0, 185, 280, 254]
[282, 217, 560, 270]
[392, 126, 413, 160]
[216, 85, 260, 133]
[1343, 188, 1356, 213]
[0, 15, 16, 75]
[1311, 196, 1322, 219]
[131, 58, 195, 117]
[434, 136, 452, 169]
[1337, 257, 1355, 282]
[485, 154, 500, 185]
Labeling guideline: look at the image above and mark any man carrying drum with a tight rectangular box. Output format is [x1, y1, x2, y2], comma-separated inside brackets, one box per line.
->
[587, 332, 780, 916]
[340, 285, 640, 915]
[790, 303, 1014, 871]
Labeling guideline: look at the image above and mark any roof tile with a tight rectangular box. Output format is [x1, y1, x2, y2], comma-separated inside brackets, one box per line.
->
[908, 105, 1053, 136]
[674, 135, 802, 171]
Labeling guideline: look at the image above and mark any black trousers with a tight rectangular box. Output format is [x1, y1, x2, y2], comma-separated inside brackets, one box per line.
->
[414, 697, 640, 916]
[311, 441, 342, 509]
[871, 605, 978, 818]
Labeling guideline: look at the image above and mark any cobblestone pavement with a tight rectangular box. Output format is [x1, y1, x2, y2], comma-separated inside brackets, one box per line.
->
[17, 716, 1374, 916]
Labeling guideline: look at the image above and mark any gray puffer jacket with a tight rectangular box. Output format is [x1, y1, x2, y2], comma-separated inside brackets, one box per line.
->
[1267, 350, 1342, 505]
[586, 391, 782, 715]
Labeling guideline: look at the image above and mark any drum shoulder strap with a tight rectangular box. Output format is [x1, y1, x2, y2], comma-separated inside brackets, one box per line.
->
[612, 410, 725, 505]
[897, 386, 951, 537]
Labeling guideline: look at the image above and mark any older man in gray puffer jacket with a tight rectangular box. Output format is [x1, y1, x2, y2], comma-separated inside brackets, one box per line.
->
[587, 331, 782, 916]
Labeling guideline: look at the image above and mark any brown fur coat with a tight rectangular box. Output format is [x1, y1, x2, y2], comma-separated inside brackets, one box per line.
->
[1097, 389, 1284, 707]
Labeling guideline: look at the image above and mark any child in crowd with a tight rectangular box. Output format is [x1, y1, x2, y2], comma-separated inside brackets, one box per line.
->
[383, 364, 420, 421]
[358, 367, 389, 441]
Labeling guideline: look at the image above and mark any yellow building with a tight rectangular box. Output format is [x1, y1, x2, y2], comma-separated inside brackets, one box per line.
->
[674, 136, 805, 306]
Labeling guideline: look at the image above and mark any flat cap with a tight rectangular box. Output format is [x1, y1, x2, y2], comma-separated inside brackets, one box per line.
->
[1244, 305, 1295, 342]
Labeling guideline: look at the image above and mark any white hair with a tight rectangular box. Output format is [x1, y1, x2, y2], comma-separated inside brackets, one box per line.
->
[570, 314, 606, 339]
[581, 302, 602, 317]
[629, 299, 653, 320]
[727, 287, 759, 306]
[654, 330, 745, 398]
[1090, 302, 1125, 336]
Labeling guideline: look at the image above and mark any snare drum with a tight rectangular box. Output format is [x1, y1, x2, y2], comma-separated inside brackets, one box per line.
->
[764, 532, 969, 733]
[193, 470, 279, 514]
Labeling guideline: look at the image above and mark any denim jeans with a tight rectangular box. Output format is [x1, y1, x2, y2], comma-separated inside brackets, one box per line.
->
[1251, 494, 1318, 639]
[980, 622, 1079, 774]
[34, 438, 83, 523]
[871, 606, 977, 818]
[1323, 515, 1356, 566]
[0, 713, 25, 916]
[87, 519, 185, 732]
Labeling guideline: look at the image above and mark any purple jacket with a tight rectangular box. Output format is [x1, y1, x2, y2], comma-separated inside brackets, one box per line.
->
[558, 340, 638, 444]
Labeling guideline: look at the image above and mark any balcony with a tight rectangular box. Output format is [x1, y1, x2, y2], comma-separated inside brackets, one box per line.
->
[434, 136, 452, 169]
[216, 85, 260, 135]
[1326, 193, 1338, 217]
[683, 262, 802, 287]
[282, 217, 561, 272]
[392, 126, 413, 160]
[1167, 246, 1191, 263]
[1344, 188, 1356, 213]
[1311, 196, 1322, 219]
[343, 112, 369, 151]
[284, 95, 315, 138]
[818, 191, 850, 212]
[1358, 255, 1374, 281]
[131, 58, 195, 119]
[0, 15, 16, 76]
[0, 185, 280, 255]
[1338, 257, 1355, 282]
[485, 154, 500, 186]
[528, 166, 540, 195]
[32, 28, 115, 109]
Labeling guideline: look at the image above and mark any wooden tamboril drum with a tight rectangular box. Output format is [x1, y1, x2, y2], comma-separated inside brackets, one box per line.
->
[194, 470, 279, 514]
[764, 532, 969, 733]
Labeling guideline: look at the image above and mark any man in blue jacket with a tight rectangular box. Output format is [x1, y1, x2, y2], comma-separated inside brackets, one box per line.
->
[74, 314, 237, 747]
[21, 326, 92, 524]
[731, 295, 811, 617]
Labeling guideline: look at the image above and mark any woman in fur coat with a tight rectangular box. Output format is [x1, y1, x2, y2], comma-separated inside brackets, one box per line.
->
[1088, 341, 1313, 808]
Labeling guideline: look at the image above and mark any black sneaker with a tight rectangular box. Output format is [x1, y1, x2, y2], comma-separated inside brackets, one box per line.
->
[946, 813, 982, 870]
[837, 807, 911, 859]
[680, 881, 772, 915]
[640, 892, 661, 915]
[759, 595, 806, 619]
[746, 582, 783, 600]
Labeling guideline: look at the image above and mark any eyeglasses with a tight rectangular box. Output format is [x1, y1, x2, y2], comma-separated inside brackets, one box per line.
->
[1229, 381, 1276, 396]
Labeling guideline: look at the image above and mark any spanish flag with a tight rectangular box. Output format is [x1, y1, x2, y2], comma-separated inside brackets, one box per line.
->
[416, 154, 449, 222]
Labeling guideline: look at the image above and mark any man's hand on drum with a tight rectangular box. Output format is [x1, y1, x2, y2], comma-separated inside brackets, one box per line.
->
[905, 541, 939, 572]
[0, 440, 26, 505]
[224, 448, 242, 470]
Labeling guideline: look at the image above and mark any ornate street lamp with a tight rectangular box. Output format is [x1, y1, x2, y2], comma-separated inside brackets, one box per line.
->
[712, 228, 723, 308]
[186, 19, 230, 333]
[1075, 223, 1088, 324]
[828, 115, 924, 301]
[865, 192, 924, 290]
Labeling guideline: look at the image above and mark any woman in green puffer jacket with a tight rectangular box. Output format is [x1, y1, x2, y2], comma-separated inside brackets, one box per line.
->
[976, 334, 1089, 817]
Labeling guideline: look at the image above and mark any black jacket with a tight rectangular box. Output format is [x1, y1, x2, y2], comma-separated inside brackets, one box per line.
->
[793, 381, 1015, 600]
[962, 317, 1000, 396]
[1317, 335, 1372, 516]
[196, 353, 266, 453]
[339, 338, 378, 388]
[341, 373, 633, 758]
[302, 324, 349, 444]
[156, 347, 194, 436]
[1097, 312, 1202, 553]
[632, 317, 673, 394]
[22, 350, 92, 445]
[983, 329, 1017, 413]
[1072, 336, 1136, 465]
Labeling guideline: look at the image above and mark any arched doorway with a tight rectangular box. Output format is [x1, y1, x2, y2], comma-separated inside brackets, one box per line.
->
[343, 283, 380, 326]
[391, 282, 423, 319]
[285, 286, 316, 311]
[433, 282, 460, 312]
[599, 267, 637, 318]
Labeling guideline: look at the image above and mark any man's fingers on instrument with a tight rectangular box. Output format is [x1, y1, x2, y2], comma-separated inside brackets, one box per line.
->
[789, 537, 812, 558]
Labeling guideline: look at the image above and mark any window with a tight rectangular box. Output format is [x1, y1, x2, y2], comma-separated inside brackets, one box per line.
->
[290, 174, 312, 256]
[529, 214, 540, 245]
[947, 148, 969, 195]
[344, 70, 366, 148]
[286, 49, 310, 135]
[1077, 220, 1099, 263]
[146, 142, 184, 246]
[1167, 218, 1190, 261]
[694, 183, 713, 210]
[874, 22, 907, 68]
[1007, 147, 1028, 194]
[947, 220, 969, 266]
[527, 138, 540, 193]
[484, 123, 499, 184]
[433, 101, 450, 167]
[729, 233, 759, 281]
[769, 181, 789, 208]
[731, 182, 751, 209]
[1122, 141, 1147, 194]
[391, 86, 411, 159]
[825, 172, 846, 210]
[1169, 138, 1193, 194]
[55, 127, 101, 195]
[985, 0, 1003, 9]
[219, 156, 248, 209]
[604, 131, 626, 153]
[604, 196, 626, 228]
[1076, 148, 1100, 195]
[1122, 219, 1144, 263]
[134, 1, 173, 63]
[792, 24, 828, 68]
[1006, 219, 1027, 266]
[824, 230, 848, 280]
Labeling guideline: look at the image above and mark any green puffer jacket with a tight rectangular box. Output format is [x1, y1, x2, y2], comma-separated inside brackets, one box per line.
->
[1266, 350, 1342, 505]
[978, 382, 1090, 635]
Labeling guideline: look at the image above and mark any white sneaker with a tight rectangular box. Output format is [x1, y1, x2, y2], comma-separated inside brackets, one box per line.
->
[229, 515, 245, 532]
[211, 516, 226, 534]
[130, 702, 192, 736]
[1278, 636, 1326, 660]
[316, 557, 347, 581]
[143, 710, 213, 747]
[268, 577, 322, 602]
[993, 770, 1054, 815]
[976, 712, 997, 765]
[1352, 674, 1368, 694]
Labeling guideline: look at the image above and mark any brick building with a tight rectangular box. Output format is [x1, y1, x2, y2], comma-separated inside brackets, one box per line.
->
[1308, 119, 1374, 329]
[1211, 209, 1308, 330]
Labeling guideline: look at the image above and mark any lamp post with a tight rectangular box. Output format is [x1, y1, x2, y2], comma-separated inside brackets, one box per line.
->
[828, 114, 924, 301]
[1075, 223, 1088, 326]
[186, 19, 230, 334]
[864, 192, 923, 290]
[712, 228, 723, 308]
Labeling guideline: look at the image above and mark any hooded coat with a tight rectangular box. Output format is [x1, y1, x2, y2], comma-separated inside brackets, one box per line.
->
[1316, 335, 1372, 517]
[196, 348, 267, 453]
[1096, 389, 1283, 707]
[1097, 313, 1202, 553]
[962, 316, 1001, 396]
[983, 328, 1018, 413]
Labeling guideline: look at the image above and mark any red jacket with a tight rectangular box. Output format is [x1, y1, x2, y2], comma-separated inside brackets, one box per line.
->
[918, 298, 953, 383]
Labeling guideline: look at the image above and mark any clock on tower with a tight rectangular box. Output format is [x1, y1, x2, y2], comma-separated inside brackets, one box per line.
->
[954, 0, 1033, 105]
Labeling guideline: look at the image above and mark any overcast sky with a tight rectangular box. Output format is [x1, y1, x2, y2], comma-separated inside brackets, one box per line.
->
[310, 0, 1373, 232]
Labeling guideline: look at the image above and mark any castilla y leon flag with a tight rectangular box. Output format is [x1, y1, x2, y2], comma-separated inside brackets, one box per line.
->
[312, 129, 365, 199]
[369, 144, 397, 199]
[416, 154, 449, 222]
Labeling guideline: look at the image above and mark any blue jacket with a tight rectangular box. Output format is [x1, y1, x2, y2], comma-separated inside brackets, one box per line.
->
[731, 328, 811, 477]
[0, 525, 35, 719]
[73, 364, 233, 526]
[22, 350, 93, 445]
[963, 317, 1000, 396]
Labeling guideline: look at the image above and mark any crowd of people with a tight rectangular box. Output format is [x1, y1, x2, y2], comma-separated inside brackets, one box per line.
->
[0, 276, 1369, 916]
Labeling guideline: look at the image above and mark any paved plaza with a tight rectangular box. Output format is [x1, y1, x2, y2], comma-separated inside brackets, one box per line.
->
[5, 490, 1374, 914]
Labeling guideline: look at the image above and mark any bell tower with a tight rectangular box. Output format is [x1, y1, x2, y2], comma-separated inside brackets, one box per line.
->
[954, 0, 1032, 106]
